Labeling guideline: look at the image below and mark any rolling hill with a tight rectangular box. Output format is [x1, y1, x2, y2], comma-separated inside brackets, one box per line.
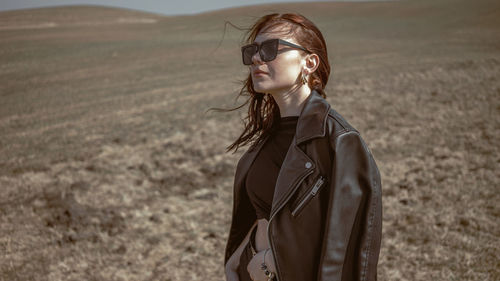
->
[0, 1, 499, 280]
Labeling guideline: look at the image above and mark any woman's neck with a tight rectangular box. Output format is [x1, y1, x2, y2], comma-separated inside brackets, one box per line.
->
[270, 85, 311, 117]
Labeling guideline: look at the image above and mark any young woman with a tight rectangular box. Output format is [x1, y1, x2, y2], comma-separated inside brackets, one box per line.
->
[221, 13, 382, 281]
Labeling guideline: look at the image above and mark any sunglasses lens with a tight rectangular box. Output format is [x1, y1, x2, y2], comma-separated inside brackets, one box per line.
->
[260, 40, 278, 62]
[241, 39, 279, 65]
[242, 45, 257, 65]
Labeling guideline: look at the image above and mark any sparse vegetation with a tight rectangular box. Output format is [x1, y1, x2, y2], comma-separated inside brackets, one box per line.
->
[0, 1, 499, 280]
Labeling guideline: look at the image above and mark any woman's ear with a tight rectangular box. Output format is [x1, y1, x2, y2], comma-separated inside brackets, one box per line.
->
[304, 53, 320, 75]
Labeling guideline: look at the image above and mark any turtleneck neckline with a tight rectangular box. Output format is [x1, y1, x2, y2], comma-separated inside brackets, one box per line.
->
[280, 115, 299, 120]
[276, 116, 298, 133]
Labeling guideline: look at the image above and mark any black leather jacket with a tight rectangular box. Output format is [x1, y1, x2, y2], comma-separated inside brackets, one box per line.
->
[224, 89, 382, 281]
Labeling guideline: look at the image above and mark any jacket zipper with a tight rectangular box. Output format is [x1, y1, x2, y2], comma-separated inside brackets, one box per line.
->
[266, 168, 314, 281]
[291, 175, 325, 217]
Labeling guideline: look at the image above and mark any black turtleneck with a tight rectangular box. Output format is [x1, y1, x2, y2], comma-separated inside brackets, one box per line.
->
[245, 116, 299, 220]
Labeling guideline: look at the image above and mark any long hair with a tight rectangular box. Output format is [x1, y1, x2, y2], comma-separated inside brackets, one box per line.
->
[209, 13, 331, 154]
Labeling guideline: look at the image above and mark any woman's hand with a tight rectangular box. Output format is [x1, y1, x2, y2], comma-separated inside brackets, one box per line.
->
[246, 248, 277, 281]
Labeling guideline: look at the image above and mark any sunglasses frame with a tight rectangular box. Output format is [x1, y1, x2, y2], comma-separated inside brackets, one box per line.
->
[241, 38, 311, 65]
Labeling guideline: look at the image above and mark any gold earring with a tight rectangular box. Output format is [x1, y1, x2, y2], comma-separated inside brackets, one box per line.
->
[301, 72, 307, 85]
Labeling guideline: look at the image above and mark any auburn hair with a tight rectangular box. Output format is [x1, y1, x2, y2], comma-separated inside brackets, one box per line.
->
[210, 13, 330, 154]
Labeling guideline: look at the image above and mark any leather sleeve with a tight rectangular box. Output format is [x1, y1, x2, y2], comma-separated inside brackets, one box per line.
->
[318, 131, 382, 281]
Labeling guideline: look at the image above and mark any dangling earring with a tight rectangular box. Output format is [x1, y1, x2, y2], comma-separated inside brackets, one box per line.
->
[301, 72, 308, 85]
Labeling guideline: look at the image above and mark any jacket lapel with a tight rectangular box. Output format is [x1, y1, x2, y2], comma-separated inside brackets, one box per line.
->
[271, 90, 331, 216]
[271, 140, 314, 216]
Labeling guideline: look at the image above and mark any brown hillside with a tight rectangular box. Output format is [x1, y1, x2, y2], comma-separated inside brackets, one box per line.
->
[0, 1, 499, 280]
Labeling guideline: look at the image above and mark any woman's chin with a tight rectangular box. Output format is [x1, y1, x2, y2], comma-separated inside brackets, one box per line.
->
[253, 86, 267, 94]
[253, 83, 273, 94]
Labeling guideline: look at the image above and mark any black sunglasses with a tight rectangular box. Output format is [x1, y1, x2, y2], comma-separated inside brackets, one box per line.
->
[241, 38, 311, 65]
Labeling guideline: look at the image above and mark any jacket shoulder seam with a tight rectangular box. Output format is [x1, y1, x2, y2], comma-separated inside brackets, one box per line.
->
[327, 111, 358, 139]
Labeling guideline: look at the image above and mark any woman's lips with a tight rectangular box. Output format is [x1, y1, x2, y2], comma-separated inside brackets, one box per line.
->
[253, 70, 268, 76]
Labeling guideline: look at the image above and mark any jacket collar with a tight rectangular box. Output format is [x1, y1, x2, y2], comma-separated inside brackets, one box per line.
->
[295, 89, 331, 145]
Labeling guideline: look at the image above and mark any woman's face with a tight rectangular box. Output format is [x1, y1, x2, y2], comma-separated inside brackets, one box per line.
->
[249, 25, 306, 95]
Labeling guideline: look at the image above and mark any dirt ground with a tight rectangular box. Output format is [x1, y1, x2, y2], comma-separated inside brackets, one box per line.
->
[0, 0, 499, 280]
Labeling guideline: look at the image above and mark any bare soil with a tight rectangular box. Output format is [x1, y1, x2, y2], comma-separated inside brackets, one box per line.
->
[0, 1, 499, 280]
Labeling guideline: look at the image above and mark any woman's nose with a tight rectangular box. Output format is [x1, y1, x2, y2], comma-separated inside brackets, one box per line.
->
[251, 50, 263, 65]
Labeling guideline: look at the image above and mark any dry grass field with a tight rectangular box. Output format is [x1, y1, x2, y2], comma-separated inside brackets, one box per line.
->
[0, 0, 499, 280]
